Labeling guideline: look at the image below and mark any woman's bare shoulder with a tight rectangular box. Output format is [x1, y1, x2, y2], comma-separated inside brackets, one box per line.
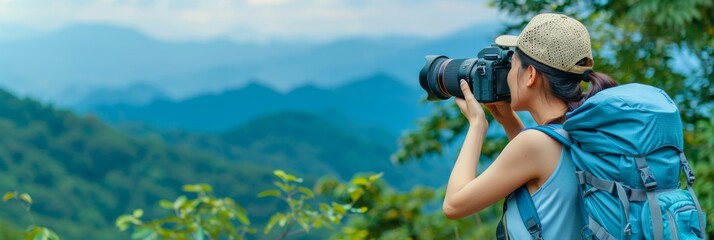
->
[503, 129, 563, 164]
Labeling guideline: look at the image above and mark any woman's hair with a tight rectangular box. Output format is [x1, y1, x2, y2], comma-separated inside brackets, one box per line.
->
[515, 48, 617, 110]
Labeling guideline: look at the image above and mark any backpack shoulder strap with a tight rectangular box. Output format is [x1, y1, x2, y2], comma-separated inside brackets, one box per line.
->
[515, 186, 543, 240]
[526, 124, 573, 146]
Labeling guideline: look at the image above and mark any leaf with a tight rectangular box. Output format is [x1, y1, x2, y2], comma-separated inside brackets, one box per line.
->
[369, 172, 384, 182]
[159, 200, 173, 209]
[182, 184, 204, 193]
[348, 187, 365, 202]
[26, 227, 61, 240]
[264, 213, 285, 234]
[274, 170, 303, 183]
[2, 192, 15, 202]
[275, 182, 294, 193]
[313, 218, 323, 228]
[20, 193, 32, 204]
[115, 215, 133, 231]
[26, 225, 42, 239]
[332, 202, 347, 215]
[174, 196, 187, 210]
[285, 174, 303, 183]
[273, 170, 288, 181]
[297, 187, 314, 199]
[351, 177, 369, 186]
[236, 210, 250, 226]
[257, 190, 281, 198]
[278, 215, 287, 227]
[198, 184, 213, 193]
[132, 209, 143, 218]
[319, 203, 330, 212]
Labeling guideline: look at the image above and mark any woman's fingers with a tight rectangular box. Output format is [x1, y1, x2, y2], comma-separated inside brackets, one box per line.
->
[459, 79, 474, 101]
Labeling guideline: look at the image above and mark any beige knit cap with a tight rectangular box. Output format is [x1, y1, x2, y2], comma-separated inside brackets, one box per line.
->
[495, 13, 594, 74]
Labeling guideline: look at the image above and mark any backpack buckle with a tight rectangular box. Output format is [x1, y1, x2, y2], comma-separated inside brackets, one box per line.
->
[638, 167, 658, 190]
[624, 223, 632, 236]
[526, 219, 543, 240]
[680, 153, 696, 185]
[681, 161, 696, 185]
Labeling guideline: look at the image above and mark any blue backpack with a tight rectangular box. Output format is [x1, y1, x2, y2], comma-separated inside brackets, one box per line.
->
[509, 83, 706, 239]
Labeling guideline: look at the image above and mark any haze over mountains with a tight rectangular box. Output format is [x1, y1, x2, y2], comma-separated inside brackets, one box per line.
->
[90, 73, 429, 134]
[0, 21, 501, 106]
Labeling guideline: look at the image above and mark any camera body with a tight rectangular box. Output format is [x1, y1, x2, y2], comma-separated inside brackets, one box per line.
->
[419, 44, 514, 103]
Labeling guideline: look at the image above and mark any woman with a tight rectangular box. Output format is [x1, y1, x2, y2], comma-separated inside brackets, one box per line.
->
[442, 13, 618, 239]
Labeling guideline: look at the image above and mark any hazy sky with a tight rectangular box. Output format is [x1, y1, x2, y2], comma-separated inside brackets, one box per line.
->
[0, 0, 504, 43]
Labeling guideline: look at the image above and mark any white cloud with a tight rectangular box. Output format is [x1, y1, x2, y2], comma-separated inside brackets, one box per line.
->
[0, 0, 503, 43]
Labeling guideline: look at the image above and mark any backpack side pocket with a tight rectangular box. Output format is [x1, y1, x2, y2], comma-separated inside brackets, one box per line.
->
[641, 190, 706, 240]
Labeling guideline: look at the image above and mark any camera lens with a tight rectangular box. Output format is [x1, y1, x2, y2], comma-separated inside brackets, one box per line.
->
[419, 55, 477, 100]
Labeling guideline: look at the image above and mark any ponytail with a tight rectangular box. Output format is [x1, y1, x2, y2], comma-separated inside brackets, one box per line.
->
[574, 71, 618, 108]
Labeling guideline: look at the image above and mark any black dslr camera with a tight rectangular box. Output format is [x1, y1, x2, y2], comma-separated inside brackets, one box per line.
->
[419, 45, 514, 103]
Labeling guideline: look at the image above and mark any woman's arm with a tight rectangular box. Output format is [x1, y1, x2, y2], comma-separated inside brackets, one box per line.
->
[442, 80, 545, 219]
[443, 130, 544, 219]
[443, 80, 490, 212]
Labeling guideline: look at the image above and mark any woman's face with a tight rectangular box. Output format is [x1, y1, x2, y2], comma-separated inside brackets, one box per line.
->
[507, 52, 526, 110]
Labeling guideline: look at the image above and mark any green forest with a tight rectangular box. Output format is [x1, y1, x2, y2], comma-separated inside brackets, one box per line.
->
[2, 0, 714, 239]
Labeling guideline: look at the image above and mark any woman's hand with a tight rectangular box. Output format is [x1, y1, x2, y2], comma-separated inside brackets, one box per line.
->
[484, 102, 524, 140]
[455, 79, 487, 130]
[484, 102, 516, 123]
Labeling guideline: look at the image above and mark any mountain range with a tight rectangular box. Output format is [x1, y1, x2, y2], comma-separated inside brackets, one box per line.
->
[89, 73, 433, 134]
[0, 22, 502, 105]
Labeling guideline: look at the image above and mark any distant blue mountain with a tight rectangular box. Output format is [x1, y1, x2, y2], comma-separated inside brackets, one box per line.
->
[0, 21, 501, 104]
[0, 24, 314, 103]
[91, 73, 431, 133]
[74, 82, 169, 111]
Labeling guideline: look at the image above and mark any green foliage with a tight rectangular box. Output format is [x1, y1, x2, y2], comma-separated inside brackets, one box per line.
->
[689, 110, 714, 237]
[3, 192, 60, 240]
[117, 170, 381, 240]
[116, 183, 254, 240]
[332, 185, 503, 239]
[261, 170, 382, 239]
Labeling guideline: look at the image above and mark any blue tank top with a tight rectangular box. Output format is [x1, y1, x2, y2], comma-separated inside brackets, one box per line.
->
[505, 147, 585, 239]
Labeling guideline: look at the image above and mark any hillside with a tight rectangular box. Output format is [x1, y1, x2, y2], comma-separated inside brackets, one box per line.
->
[223, 111, 449, 188]
[0, 88, 450, 239]
[0, 88, 291, 238]
[117, 110, 451, 191]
